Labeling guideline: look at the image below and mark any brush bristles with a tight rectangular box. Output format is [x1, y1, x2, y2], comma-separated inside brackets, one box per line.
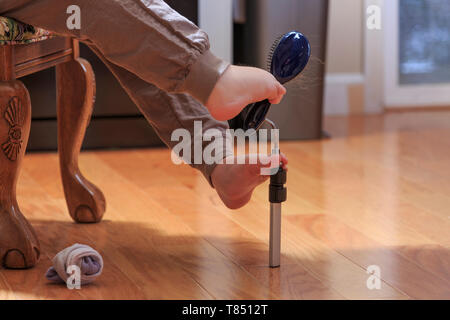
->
[267, 35, 283, 73]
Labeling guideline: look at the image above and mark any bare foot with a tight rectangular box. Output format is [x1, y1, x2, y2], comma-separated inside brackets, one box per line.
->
[211, 153, 288, 209]
[206, 65, 286, 121]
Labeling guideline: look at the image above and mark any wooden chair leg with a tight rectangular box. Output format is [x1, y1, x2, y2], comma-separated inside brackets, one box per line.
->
[0, 81, 40, 268]
[56, 57, 106, 223]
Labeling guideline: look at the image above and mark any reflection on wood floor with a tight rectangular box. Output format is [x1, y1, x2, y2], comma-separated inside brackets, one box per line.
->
[0, 111, 449, 299]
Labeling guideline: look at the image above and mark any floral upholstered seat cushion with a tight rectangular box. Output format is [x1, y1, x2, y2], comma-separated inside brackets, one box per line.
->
[0, 16, 52, 45]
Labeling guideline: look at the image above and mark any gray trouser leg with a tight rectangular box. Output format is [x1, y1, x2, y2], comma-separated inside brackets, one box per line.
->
[87, 44, 231, 185]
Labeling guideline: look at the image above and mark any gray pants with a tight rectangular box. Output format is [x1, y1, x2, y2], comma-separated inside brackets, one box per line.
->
[1, 0, 232, 185]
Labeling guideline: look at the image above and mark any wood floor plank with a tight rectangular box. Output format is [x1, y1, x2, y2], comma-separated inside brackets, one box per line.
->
[276, 142, 449, 290]
[98, 151, 344, 299]
[280, 142, 450, 246]
[22, 155, 214, 299]
[0, 271, 16, 300]
[70, 153, 276, 299]
[16, 169, 148, 300]
[323, 114, 450, 222]
[287, 214, 449, 299]
[223, 199, 408, 299]
[116, 150, 407, 299]
[332, 132, 450, 221]
[0, 112, 447, 299]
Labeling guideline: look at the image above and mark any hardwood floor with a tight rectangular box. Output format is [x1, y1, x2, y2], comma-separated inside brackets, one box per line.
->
[1, 111, 449, 299]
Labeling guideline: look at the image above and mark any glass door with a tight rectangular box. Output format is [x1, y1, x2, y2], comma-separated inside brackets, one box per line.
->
[384, 0, 450, 108]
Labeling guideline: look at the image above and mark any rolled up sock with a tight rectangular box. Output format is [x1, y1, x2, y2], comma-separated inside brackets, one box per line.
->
[45, 244, 103, 285]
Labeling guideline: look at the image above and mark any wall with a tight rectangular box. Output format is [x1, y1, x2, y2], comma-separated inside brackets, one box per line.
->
[198, 0, 233, 62]
[326, 0, 364, 74]
[198, 0, 368, 116]
[324, 0, 366, 115]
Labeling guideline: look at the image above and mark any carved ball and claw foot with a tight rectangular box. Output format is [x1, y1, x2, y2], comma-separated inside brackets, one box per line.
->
[0, 205, 40, 269]
[0, 82, 40, 269]
[62, 171, 106, 223]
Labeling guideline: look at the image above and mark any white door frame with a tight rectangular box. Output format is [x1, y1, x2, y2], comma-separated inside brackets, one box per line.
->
[364, 0, 385, 114]
[383, 0, 450, 108]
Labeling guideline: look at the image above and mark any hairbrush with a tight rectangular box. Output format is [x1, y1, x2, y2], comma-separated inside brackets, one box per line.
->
[228, 31, 311, 131]
[227, 31, 310, 268]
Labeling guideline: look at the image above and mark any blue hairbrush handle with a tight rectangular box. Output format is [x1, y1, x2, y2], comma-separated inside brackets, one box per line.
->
[229, 31, 311, 131]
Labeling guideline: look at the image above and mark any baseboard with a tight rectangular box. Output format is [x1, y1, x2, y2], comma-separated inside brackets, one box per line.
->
[324, 73, 365, 115]
[385, 105, 450, 113]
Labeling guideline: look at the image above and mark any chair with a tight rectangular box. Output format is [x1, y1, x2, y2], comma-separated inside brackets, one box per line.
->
[0, 17, 106, 269]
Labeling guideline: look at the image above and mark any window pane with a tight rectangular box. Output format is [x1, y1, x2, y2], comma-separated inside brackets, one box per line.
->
[399, 0, 450, 85]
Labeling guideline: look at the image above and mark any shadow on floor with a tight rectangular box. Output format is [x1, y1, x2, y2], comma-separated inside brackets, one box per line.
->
[0, 218, 449, 300]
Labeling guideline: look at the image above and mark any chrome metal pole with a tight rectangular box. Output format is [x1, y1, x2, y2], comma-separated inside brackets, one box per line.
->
[264, 119, 286, 268]
[269, 202, 282, 267]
